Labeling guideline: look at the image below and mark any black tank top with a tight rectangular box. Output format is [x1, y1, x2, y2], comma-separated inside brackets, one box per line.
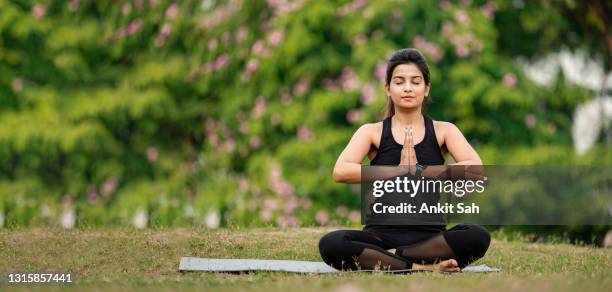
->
[365, 115, 446, 232]
[370, 115, 445, 166]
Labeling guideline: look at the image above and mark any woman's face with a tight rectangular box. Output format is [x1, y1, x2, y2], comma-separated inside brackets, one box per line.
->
[384, 63, 429, 111]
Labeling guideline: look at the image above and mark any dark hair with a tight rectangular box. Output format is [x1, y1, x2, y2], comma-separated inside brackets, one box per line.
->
[383, 48, 431, 119]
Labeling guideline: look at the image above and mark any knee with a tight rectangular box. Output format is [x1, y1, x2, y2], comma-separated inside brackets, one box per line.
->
[465, 225, 491, 257]
[318, 230, 349, 263]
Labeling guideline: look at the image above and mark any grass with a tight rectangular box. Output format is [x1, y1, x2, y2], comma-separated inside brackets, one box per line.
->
[1, 227, 610, 291]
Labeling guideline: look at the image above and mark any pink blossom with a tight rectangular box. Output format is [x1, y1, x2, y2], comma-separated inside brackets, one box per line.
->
[239, 178, 250, 192]
[160, 24, 172, 37]
[251, 96, 267, 119]
[249, 136, 262, 149]
[60, 209, 76, 229]
[282, 91, 292, 105]
[525, 114, 536, 128]
[122, 3, 132, 15]
[275, 181, 294, 197]
[455, 45, 469, 57]
[165, 3, 179, 20]
[315, 210, 329, 226]
[246, 59, 258, 72]
[276, 216, 299, 227]
[454, 11, 471, 27]
[283, 197, 298, 215]
[223, 138, 236, 152]
[251, 40, 266, 56]
[297, 126, 313, 141]
[340, 67, 361, 91]
[260, 209, 273, 222]
[236, 27, 248, 43]
[125, 19, 143, 35]
[349, 210, 361, 222]
[213, 54, 229, 70]
[62, 195, 74, 207]
[337, 0, 367, 16]
[293, 79, 310, 96]
[481, 2, 496, 19]
[461, 0, 472, 6]
[267, 0, 303, 16]
[147, 146, 159, 162]
[336, 206, 349, 217]
[11, 78, 23, 93]
[374, 62, 386, 84]
[150, 0, 159, 8]
[361, 83, 376, 105]
[412, 36, 443, 62]
[242, 59, 259, 81]
[503, 73, 517, 87]
[69, 0, 80, 12]
[208, 39, 219, 51]
[264, 198, 279, 211]
[346, 109, 362, 124]
[32, 3, 46, 19]
[442, 21, 454, 36]
[267, 30, 284, 47]
[101, 178, 118, 196]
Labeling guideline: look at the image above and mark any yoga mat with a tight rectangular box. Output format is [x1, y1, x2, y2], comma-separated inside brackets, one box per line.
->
[178, 257, 501, 273]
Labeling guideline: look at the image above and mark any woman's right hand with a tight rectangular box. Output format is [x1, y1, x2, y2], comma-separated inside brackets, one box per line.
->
[399, 127, 418, 170]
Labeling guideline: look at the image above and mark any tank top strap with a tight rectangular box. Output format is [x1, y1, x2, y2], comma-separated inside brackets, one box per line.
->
[378, 116, 393, 149]
[424, 116, 435, 143]
[422, 115, 444, 159]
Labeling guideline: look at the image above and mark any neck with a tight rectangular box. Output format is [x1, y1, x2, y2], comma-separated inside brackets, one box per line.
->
[392, 107, 423, 127]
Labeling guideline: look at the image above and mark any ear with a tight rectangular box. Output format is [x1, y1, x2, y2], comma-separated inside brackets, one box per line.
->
[425, 84, 430, 97]
[384, 84, 390, 97]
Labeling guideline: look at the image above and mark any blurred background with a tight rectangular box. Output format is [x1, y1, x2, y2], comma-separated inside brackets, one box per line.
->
[0, 0, 610, 242]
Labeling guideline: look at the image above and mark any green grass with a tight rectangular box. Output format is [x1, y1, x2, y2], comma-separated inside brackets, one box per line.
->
[1, 228, 610, 291]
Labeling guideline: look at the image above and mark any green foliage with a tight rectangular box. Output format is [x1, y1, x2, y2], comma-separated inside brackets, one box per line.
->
[0, 0, 609, 233]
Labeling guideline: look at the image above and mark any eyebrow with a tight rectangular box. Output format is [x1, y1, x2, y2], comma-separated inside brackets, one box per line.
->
[392, 76, 423, 80]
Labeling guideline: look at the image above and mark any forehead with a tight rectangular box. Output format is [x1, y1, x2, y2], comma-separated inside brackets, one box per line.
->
[391, 63, 423, 78]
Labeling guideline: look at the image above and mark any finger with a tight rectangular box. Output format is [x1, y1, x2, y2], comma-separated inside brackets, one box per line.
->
[409, 127, 414, 148]
[403, 127, 410, 148]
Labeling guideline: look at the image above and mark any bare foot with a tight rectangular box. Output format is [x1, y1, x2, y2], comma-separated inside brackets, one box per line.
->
[412, 259, 460, 273]
[387, 248, 396, 254]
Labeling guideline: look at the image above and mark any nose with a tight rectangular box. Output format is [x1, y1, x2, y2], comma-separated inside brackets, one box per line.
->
[403, 83, 413, 93]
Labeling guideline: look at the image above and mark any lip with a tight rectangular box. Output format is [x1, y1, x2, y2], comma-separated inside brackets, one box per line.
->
[401, 96, 416, 99]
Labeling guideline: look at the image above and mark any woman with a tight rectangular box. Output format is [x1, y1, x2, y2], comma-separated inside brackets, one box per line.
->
[319, 48, 490, 273]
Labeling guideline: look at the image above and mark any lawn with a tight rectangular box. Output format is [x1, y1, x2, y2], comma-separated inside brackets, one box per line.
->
[1, 228, 610, 291]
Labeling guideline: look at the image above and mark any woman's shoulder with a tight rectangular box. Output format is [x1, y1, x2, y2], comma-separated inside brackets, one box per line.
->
[358, 121, 383, 134]
[354, 121, 383, 143]
[431, 119, 462, 137]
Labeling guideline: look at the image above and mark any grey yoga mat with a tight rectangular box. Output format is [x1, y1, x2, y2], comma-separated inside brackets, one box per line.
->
[178, 257, 501, 273]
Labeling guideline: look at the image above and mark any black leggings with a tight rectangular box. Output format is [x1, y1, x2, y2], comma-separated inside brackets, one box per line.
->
[318, 224, 490, 270]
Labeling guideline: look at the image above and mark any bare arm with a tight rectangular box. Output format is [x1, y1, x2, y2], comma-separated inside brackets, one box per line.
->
[332, 124, 373, 184]
[442, 122, 482, 165]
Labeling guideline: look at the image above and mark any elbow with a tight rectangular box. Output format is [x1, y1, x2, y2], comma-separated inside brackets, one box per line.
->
[332, 167, 346, 183]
